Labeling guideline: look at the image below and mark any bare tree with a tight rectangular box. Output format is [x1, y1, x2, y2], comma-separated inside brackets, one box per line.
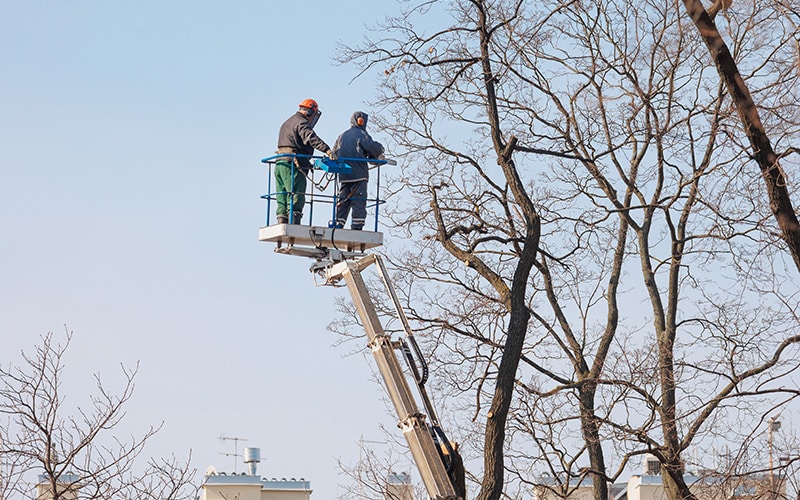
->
[0, 330, 197, 500]
[338, 1, 800, 499]
[681, 0, 800, 272]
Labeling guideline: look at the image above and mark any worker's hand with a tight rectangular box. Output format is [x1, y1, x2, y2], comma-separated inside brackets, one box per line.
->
[326, 150, 338, 161]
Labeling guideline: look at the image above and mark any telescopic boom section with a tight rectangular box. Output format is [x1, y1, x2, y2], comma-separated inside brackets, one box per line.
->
[326, 255, 460, 500]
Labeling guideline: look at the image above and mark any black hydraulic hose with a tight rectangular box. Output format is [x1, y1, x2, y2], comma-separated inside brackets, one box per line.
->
[407, 334, 429, 385]
[400, 339, 427, 385]
[432, 425, 456, 472]
[329, 226, 340, 251]
[401, 336, 429, 385]
[373, 255, 429, 385]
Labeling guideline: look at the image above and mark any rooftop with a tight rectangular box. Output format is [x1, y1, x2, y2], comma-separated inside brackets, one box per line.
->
[203, 472, 311, 491]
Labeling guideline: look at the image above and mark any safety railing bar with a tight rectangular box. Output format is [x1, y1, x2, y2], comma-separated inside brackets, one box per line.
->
[262, 153, 392, 165]
[261, 153, 392, 229]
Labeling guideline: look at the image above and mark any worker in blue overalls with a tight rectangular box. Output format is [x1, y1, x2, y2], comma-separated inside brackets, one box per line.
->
[275, 99, 335, 225]
[332, 111, 385, 230]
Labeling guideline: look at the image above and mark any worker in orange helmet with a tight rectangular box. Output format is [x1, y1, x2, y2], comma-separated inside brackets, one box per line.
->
[274, 99, 336, 224]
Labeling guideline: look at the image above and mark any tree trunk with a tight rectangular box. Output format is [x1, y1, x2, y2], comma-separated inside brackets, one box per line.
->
[477, 229, 538, 500]
[579, 382, 609, 500]
[682, 0, 800, 273]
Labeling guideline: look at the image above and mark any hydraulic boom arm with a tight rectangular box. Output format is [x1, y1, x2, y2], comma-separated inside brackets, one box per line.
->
[326, 255, 460, 500]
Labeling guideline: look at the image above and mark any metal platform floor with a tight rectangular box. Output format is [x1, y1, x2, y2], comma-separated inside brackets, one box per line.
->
[258, 224, 383, 253]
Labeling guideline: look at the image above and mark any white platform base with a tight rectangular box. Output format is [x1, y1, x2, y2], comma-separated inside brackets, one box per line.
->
[258, 224, 383, 253]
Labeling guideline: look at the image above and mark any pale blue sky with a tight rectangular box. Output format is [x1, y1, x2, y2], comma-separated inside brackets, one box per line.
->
[0, 1, 410, 497]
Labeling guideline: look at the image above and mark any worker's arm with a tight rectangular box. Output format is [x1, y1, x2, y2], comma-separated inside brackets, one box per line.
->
[362, 133, 385, 164]
[298, 123, 332, 156]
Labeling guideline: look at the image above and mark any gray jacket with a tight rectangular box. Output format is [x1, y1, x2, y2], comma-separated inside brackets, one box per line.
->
[333, 111, 384, 182]
[277, 111, 331, 171]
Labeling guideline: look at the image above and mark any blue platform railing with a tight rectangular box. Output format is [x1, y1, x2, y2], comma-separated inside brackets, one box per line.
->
[260, 153, 388, 232]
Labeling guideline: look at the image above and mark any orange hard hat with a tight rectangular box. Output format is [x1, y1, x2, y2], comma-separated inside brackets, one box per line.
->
[298, 98, 319, 113]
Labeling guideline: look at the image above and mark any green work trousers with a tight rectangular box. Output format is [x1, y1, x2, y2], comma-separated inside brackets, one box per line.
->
[274, 160, 307, 217]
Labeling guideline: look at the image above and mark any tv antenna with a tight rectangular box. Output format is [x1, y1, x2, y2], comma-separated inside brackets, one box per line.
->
[218, 435, 248, 473]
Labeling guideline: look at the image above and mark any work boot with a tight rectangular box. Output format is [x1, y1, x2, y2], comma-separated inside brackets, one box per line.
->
[351, 225, 363, 231]
[292, 212, 303, 225]
[276, 215, 289, 224]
